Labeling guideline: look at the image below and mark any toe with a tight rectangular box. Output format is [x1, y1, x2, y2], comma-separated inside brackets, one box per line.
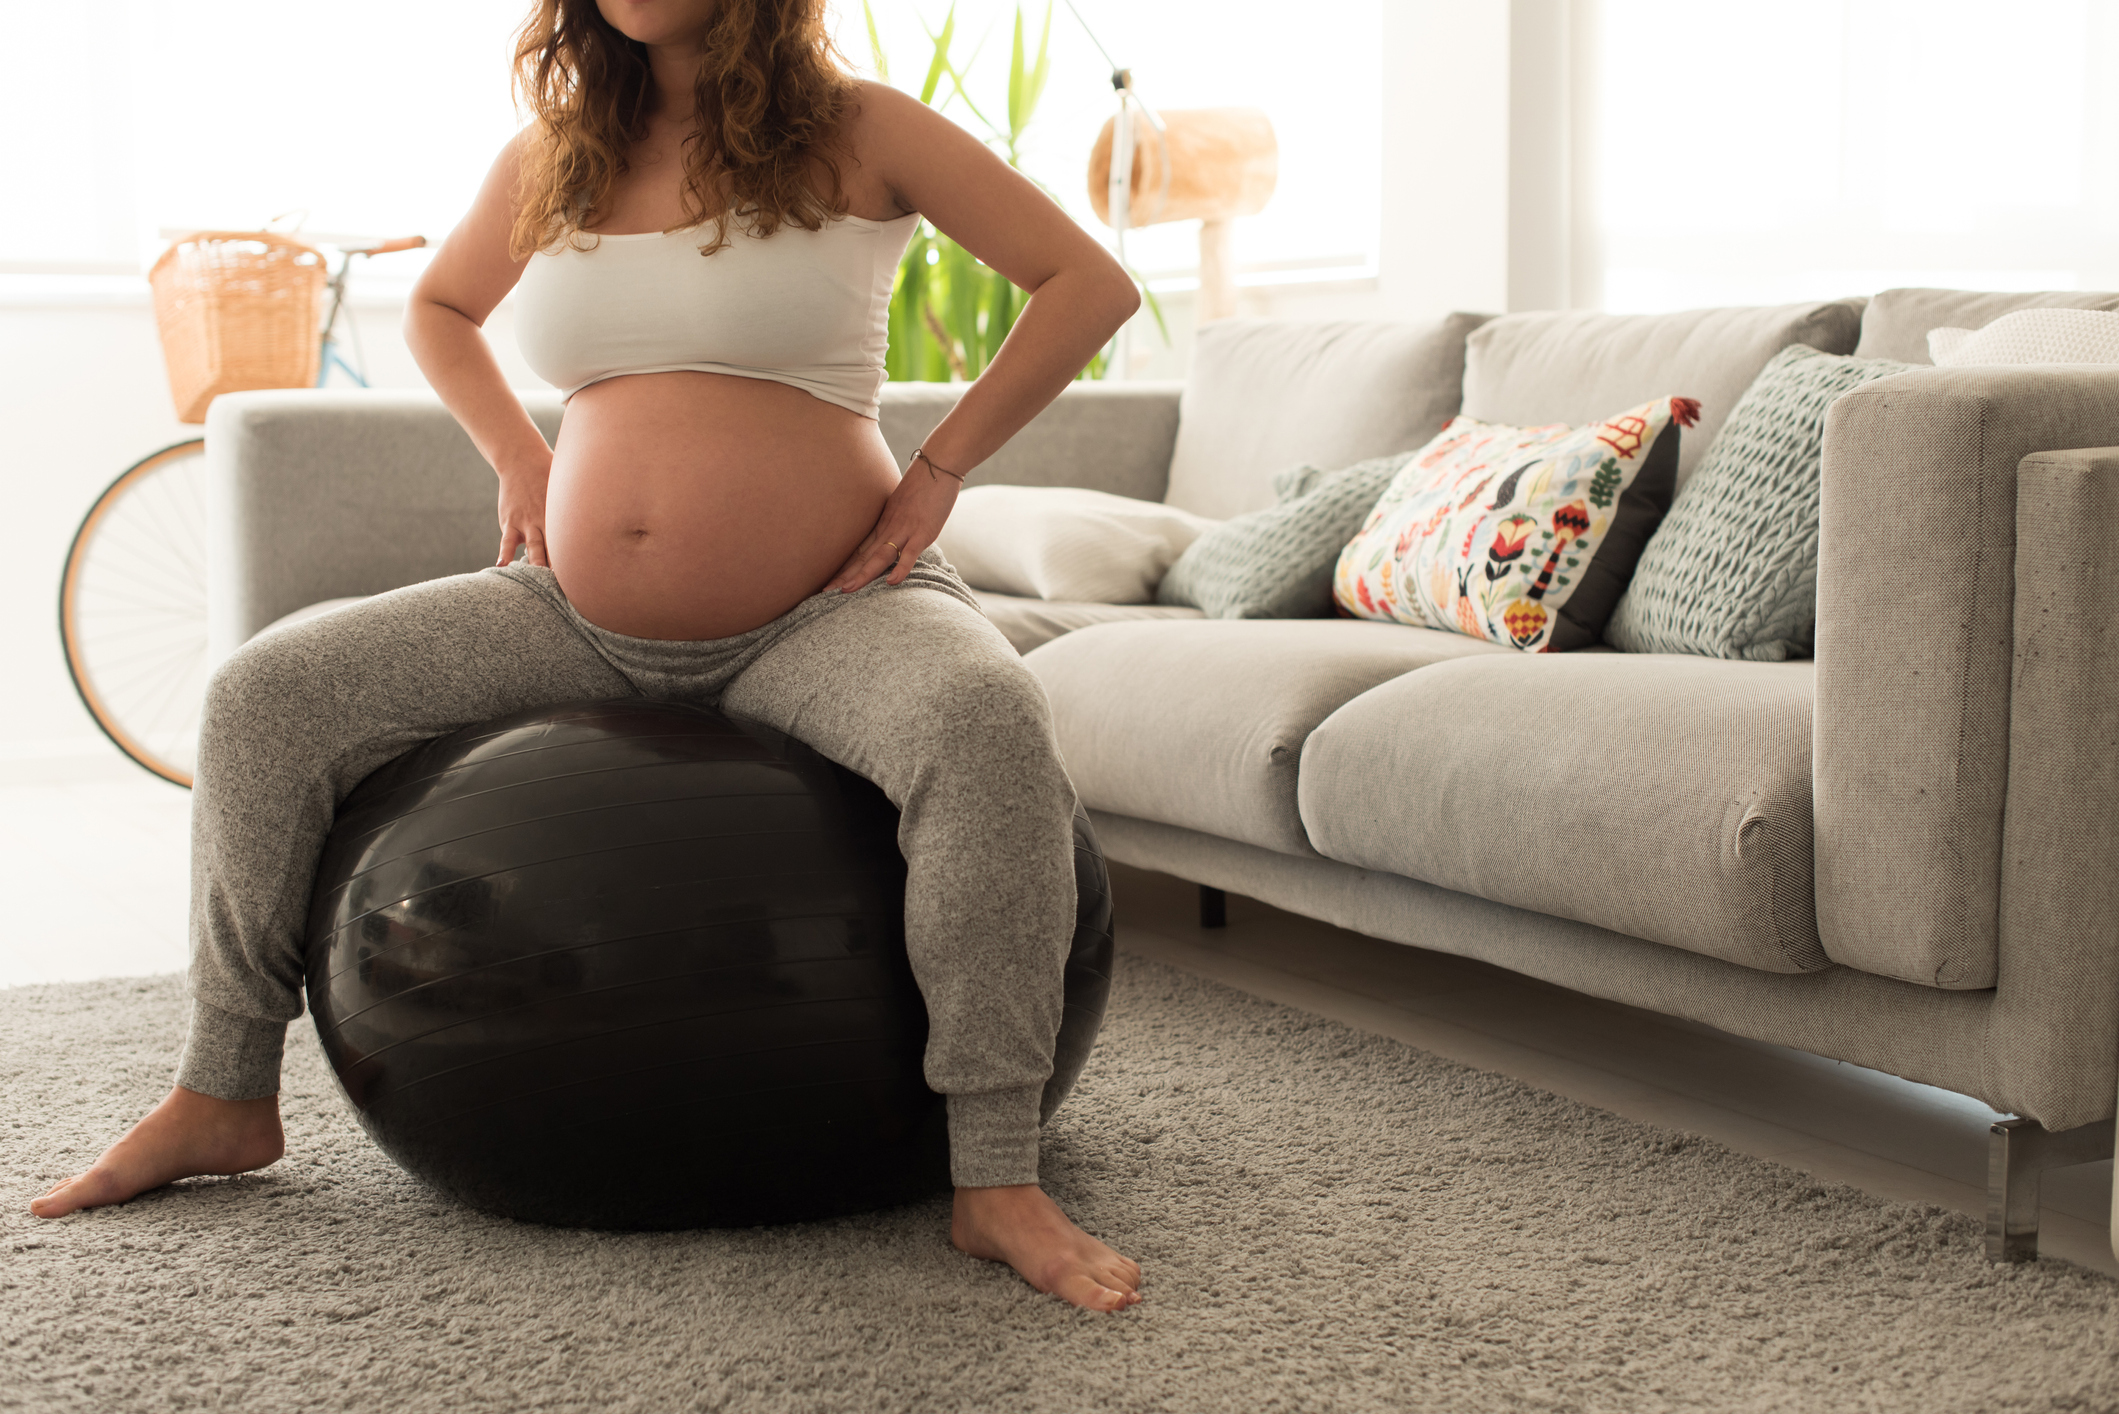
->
[32, 1166, 131, 1218]
[1056, 1274, 1135, 1312]
[1090, 1249, 1142, 1292]
[1083, 1285, 1128, 1313]
[30, 1179, 82, 1218]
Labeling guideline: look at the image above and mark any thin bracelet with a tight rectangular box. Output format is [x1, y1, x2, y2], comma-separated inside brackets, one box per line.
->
[911, 447, 966, 483]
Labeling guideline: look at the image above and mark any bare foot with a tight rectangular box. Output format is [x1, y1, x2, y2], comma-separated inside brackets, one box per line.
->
[951, 1184, 1142, 1312]
[30, 1085, 283, 1219]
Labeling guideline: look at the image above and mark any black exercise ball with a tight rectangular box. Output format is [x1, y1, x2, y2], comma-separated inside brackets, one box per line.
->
[303, 698, 1113, 1230]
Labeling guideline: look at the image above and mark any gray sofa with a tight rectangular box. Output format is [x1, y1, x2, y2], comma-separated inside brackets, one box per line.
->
[204, 286, 2119, 1263]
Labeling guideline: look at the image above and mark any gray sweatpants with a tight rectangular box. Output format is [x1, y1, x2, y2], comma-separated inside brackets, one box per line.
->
[177, 553, 1078, 1188]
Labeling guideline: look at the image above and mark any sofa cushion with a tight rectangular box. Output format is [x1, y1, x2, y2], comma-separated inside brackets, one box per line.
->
[972, 591, 1202, 655]
[1162, 313, 1493, 521]
[1852, 288, 2119, 364]
[1334, 398, 1694, 652]
[1024, 619, 1508, 856]
[1928, 307, 2119, 365]
[1298, 653, 1824, 974]
[1460, 300, 1865, 487]
[1605, 345, 1915, 662]
[1156, 453, 1412, 619]
[935, 486, 1216, 604]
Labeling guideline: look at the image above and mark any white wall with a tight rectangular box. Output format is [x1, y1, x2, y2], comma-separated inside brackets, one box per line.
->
[5, 302, 206, 763]
[0, 295, 547, 764]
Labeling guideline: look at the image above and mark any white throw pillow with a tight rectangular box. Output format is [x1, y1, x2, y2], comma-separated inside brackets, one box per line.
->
[935, 486, 1218, 604]
[1928, 308, 2119, 365]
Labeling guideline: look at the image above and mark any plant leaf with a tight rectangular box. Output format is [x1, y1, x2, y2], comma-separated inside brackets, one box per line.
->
[1024, 3, 1053, 128]
[918, 4, 956, 107]
[1117, 259, 1173, 343]
[1140, 282, 1170, 343]
[1007, 7, 1026, 141]
[884, 3, 1130, 383]
[861, 0, 888, 80]
[941, 50, 999, 137]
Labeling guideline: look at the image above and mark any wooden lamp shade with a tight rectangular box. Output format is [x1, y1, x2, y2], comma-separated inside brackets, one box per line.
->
[1088, 107, 1278, 226]
[1088, 107, 1277, 321]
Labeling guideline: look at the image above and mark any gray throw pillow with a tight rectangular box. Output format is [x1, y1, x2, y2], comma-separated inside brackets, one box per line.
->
[1156, 453, 1412, 619]
[1604, 344, 1915, 661]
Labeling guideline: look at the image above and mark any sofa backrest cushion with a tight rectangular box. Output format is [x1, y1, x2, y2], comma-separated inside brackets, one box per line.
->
[1460, 300, 1866, 488]
[879, 381, 1183, 502]
[204, 390, 566, 661]
[1853, 288, 2119, 364]
[1162, 313, 1493, 521]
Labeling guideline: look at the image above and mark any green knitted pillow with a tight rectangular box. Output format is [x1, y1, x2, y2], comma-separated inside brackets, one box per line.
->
[1605, 345, 1915, 660]
[1156, 453, 1413, 619]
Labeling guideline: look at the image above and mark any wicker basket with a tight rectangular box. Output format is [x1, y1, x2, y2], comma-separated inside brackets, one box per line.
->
[149, 231, 327, 423]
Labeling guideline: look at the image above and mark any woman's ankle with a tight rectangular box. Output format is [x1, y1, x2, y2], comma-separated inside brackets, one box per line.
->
[173, 1000, 287, 1103]
[944, 1086, 1044, 1189]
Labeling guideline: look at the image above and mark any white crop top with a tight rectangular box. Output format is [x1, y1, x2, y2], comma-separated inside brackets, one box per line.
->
[512, 210, 920, 418]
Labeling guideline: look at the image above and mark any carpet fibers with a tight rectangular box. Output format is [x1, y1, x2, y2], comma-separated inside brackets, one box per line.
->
[4, 958, 2117, 1412]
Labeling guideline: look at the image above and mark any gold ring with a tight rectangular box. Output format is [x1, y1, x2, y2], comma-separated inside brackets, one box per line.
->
[884, 540, 900, 551]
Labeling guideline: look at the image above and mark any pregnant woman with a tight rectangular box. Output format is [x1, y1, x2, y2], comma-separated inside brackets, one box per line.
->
[33, 0, 1143, 1312]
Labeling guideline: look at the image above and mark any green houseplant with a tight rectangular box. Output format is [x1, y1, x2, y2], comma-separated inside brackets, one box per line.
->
[863, 1, 1161, 382]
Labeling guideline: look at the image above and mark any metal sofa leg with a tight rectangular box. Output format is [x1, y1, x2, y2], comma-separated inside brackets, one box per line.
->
[1199, 885, 1227, 929]
[1985, 1116, 2116, 1262]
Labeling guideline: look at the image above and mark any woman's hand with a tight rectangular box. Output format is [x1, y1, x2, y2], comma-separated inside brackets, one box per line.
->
[495, 455, 553, 567]
[826, 460, 961, 592]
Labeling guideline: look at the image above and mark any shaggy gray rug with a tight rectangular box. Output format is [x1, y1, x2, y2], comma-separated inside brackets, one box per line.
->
[4, 958, 2116, 1413]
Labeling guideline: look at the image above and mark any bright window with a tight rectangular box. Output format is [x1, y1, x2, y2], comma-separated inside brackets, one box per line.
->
[2, 1, 1380, 297]
[1, 1, 524, 291]
[848, 0, 1383, 289]
[1593, 0, 2119, 310]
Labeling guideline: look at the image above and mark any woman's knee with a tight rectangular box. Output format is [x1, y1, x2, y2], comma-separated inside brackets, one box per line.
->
[914, 650, 1058, 750]
[885, 660, 1075, 823]
[203, 628, 334, 733]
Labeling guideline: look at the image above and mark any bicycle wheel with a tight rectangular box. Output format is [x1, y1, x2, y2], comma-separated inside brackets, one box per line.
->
[60, 440, 211, 787]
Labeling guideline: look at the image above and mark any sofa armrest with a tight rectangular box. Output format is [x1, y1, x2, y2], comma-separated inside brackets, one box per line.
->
[204, 389, 561, 663]
[1991, 447, 2119, 1128]
[878, 381, 1182, 501]
[1814, 367, 2119, 992]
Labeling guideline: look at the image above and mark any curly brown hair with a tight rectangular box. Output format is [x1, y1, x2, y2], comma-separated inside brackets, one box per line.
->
[509, 0, 859, 259]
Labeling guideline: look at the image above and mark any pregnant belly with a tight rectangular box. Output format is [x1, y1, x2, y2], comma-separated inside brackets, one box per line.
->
[543, 372, 901, 640]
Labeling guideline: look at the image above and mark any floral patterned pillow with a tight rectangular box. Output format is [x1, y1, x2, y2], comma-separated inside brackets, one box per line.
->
[1333, 397, 1700, 652]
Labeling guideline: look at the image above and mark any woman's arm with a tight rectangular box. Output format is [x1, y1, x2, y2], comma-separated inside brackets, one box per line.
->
[825, 83, 1141, 592]
[403, 135, 554, 567]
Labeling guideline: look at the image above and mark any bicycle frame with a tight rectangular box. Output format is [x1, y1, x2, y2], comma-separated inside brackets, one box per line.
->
[315, 236, 426, 390]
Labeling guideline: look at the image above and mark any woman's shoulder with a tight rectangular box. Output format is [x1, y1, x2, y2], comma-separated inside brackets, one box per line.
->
[457, 125, 538, 229]
[837, 79, 949, 155]
[464, 125, 537, 212]
[828, 81, 943, 218]
[844, 77, 918, 113]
